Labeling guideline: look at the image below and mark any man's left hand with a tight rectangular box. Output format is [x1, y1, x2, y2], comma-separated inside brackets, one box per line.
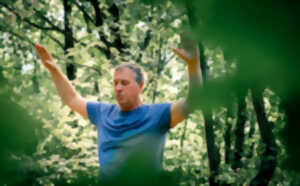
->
[172, 48, 199, 64]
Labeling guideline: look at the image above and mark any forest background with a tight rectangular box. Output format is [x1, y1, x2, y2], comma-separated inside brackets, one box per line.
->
[1, 0, 300, 185]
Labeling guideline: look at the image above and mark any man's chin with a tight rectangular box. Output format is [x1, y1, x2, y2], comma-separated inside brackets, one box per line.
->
[118, 102, 134, 111]
[116, 98, 123, 105]
[117, 101, 126, 108]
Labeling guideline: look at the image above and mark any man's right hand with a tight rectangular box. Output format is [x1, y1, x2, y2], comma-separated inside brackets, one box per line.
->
[34, 43, 88, 119]
[34, 44, 57, 71]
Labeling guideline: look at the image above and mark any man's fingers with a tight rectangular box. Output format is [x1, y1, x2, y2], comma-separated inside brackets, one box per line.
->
[34, 43, 43, 52]
[34, 43, 52, 60]
[35, 44, 47, 55]
[172, 48, 189, 62]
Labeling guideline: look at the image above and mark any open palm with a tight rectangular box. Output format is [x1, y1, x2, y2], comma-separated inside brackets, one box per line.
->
[172, 47, 200, 65]
[34, 44, 56, 70]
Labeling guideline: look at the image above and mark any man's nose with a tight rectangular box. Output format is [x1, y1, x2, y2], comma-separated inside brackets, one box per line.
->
[115, 83, 123, 91]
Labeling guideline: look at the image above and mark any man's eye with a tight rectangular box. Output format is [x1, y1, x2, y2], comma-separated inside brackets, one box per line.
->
[122, 81, 129, 86]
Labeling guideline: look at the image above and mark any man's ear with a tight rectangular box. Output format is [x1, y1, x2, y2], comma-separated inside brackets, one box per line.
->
[139, 81, 144, 91]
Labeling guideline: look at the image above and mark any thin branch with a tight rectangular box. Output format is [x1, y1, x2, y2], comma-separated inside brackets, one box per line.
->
[53, 54, 102, 76]
[33, 8, 64, 34]
[0, 26, 35, 47]
[0, 26, 101, 76]
[42, 31, 64, 49]
[136, 30, 152, 63]
[165, 53, 176, 63]
[141, 29, 152, 50]
[73, 0, 94, 25]
[0, 2, 63, 34]
[0, 11, 63, 50]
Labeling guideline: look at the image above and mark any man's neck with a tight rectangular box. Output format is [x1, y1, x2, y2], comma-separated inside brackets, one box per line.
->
[120, 99, 143, 111]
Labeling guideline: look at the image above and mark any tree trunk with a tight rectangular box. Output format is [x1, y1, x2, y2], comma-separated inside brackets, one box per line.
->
[224, 105, 234, 164]
[199, 42, 220, 186]
[250, 88, 277, 186]
[180, 1, 221, 183]
[232, 92, 247, 170]
[246, 115, 256, 158]
[0, 66, 3, 82]
[152, 38, 164, 103]
[94, 81, 99, 94]
[63, 0, 76, 80]
[32, 59, 40, 93]
[204, 110, 221, 186]
[223, 55, 235, 166]
[180, 119, 188, 151]
[281, 95, 300, 172]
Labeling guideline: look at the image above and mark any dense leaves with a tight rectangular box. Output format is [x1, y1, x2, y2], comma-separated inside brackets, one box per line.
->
[1, 0, 300, 185]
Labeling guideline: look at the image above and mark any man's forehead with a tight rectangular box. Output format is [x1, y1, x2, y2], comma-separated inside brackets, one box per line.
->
[114, 67, 135, 79]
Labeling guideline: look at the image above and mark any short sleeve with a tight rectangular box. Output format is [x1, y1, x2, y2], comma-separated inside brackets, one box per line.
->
[86, 101, 101, 126]
[152, 103, 172, 132]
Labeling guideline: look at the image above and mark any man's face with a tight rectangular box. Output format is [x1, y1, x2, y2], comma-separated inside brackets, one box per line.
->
[113, 68, 143, 110]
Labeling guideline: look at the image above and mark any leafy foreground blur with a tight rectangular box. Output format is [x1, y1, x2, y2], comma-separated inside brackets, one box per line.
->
[1, 0, 300, 185]
[0, 80, 41, 185]
[0, 79, 177, 186]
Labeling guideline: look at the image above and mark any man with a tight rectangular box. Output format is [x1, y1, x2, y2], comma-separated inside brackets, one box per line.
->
[34, 39, 202, 178]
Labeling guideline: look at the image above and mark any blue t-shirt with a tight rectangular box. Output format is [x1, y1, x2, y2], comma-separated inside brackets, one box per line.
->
[86, 102, 171, 176]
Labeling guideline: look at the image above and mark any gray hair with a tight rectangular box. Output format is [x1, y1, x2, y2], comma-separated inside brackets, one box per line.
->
[114, 62, 145, 84]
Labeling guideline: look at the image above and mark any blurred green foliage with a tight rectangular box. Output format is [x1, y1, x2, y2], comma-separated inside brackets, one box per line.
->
[1, 0, 300, 185]
[0, 80, 43, 185]
[143, 0, 300, 174]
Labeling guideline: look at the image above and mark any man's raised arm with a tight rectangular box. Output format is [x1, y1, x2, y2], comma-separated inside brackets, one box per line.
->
[169, 38, 203, 128]
[34, 44, 88, 119]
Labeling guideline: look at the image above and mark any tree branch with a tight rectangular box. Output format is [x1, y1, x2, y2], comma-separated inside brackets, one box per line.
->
[0, 25, 35, 47]
[33, 8, 64, 33]
[88, 0, 111, 58]
[136, 29, 152, 63]
[53, 54, 101, 76]
[73, 0, 94, 25]
[88, 0, 104, 26]
[0, 2, 63, 34]
[0, 24, 100, 76]
[42, 31, 64, 49]
[108, 3, 127, 52]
